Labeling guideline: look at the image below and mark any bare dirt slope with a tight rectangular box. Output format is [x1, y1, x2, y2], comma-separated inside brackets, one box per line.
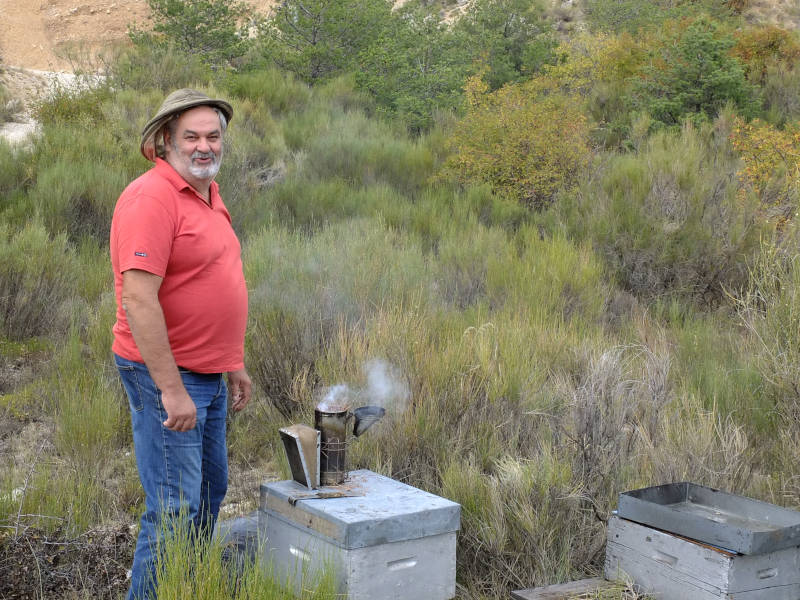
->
[0, 0, 277, 72]
[0, 0, 151, 72]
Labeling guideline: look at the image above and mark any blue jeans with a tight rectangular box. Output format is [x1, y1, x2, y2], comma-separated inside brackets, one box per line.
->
[115, 354, 228, 600]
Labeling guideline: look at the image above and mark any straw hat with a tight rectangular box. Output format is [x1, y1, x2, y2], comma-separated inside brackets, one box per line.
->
[140, 89, 234, 161]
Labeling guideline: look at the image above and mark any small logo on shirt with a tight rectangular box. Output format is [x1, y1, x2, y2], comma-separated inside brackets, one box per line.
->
[134, 251, 148, 257]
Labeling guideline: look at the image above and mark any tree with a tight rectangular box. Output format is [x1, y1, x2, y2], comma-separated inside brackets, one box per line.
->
[262, 0, 393, 83]
[632, 17, 759, 127]
[136, 0, 254, 68]
[356, 7, 471, 132]
[453, 0, 556, 90]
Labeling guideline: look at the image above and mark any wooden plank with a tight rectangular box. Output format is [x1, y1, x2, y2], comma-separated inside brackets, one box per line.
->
[511, 578, 614, 600]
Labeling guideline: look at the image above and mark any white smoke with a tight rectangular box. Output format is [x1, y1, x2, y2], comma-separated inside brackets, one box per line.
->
[362, 359, 410, 412]
[315, 359, 410, 414]
[316, 384, 352, 412]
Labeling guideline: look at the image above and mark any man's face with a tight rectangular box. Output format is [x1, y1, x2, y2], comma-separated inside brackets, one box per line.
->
[164, 105, 224, 186]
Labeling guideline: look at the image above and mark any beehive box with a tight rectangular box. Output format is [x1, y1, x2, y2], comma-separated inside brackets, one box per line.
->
[258, 469, 461, 600]
[605, 516, 800, 599]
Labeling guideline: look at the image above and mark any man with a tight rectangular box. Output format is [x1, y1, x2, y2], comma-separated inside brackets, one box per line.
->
[110, 89, 251, 600]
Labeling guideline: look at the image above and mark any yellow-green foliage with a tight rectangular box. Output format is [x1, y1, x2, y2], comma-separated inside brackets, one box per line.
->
[732, 25, 800, 85]
[443, 75, 591, 208]
[730, 117, 800, 222]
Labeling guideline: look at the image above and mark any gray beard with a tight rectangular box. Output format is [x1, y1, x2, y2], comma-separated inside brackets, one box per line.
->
[188, 151, 221, 179]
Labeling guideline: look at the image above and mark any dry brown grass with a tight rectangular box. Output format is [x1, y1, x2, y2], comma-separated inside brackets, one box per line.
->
[743, 0, 800, 29]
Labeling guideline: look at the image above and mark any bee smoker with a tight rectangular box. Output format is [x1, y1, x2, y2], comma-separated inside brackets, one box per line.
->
[314, 404, 386, 486]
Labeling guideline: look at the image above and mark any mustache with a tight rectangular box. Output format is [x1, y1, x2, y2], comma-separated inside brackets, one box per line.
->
[191, 150, 218, 161]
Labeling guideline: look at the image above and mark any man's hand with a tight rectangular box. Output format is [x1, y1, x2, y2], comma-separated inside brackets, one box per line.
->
[228, 368, 252, 412]
[161, 389, 197, 431]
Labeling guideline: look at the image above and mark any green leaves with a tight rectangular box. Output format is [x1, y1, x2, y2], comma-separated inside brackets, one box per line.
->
[135, 0, 254, 69]
[262, 0, 393, 83]
[632, 17, 759, 127]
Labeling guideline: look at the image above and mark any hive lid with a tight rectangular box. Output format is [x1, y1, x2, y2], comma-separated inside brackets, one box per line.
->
[617, 482, 800, 555]
[260, 469, 461, 549]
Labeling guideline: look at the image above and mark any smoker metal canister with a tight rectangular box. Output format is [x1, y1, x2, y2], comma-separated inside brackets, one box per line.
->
[314, 408, 350, 486]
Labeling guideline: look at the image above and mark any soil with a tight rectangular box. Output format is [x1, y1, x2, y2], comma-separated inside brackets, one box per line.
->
[0, 0, 276, 125]
[0, 0, 277, 72]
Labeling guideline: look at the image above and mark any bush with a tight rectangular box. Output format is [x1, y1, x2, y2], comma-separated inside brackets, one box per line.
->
[0, 81, 22, 122]
[564, 117, 767, 303]
[0, 223, 80, 341]
[223, 68, 311, 114]
[761, 62, 800, 126]
[454, 0, 557, 89]
[732, 24, 800, 86]
[729, 117, 800, 224]
[584, 0, 735, 34]
[108, 42, 213, 92]
[735, 238, 800, 503]
[442, 76, 592, 209]
[356, 5, 472, 132]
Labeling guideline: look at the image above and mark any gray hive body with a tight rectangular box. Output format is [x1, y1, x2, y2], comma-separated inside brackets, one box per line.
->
[605, 516, 800, 599]
[606, 483, 800, 599]
[259, 469, 461, 599]
[616, 482, 800, 555]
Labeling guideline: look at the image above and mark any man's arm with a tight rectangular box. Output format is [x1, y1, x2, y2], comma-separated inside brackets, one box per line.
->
[121, 269, 197, 432]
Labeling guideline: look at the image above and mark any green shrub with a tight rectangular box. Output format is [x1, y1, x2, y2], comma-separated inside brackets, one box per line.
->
[453, 0, 557, 90]
[0, 80, 22, 122]
[0, 223, 80, 341]
[25, 158, 128, 243]
[109, 42, 213, 92]
[584, 0, 735, 34]
[564, 117, 767, 303]
[0, 138, 31, 203]
[762, 62, 800, 126]
[356, 5, 471, 132]
[34, 83, 112, 127]
[302, 110, 435, 195]
[223, 68, 311, 114]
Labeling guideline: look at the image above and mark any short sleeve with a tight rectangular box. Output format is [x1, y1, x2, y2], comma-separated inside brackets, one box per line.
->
[113, 194, 175, 277]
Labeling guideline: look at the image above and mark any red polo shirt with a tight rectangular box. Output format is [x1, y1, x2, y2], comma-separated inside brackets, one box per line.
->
[110, 158, 248, 373]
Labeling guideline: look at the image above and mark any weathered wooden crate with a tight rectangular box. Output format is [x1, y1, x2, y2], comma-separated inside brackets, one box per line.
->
[605, 515, 800, 599]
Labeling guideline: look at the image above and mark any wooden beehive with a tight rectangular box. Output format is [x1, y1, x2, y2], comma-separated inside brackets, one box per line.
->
[605, 516, 800, 599]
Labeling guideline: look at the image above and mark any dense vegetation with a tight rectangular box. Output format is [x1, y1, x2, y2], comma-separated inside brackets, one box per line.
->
[2, 0, 800, 598]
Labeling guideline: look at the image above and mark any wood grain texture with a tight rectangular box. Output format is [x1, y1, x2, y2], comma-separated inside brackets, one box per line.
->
[510, 578, 613, 600]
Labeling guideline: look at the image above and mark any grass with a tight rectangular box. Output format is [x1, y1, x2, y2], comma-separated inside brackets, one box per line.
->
[155, 513, 338, 600]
